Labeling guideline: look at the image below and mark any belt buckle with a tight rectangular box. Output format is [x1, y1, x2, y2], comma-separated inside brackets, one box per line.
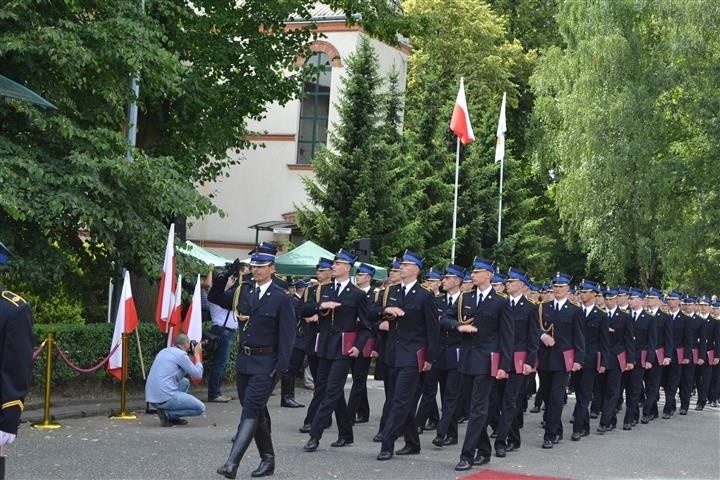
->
[242, 346, 252, 356]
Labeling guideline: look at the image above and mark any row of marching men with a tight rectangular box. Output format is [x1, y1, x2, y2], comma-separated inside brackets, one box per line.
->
[282, 249, 719, 473]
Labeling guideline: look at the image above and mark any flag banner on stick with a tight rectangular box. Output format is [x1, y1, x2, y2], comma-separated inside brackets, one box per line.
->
[182, 275, 203, 383]
[155, 223, 176, 332]
[166, 274, 183, 348]
[450, 77, 475, 145]
[108, 271, 139, 379]
[495, 92, 507, 163]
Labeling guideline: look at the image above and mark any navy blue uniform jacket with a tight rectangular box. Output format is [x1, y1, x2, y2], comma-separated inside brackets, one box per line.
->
[538, 300, 585, 372]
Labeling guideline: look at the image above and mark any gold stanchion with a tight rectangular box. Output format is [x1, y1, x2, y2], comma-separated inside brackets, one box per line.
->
[32, 333, 61, 429]
[110, 332, 137, 420]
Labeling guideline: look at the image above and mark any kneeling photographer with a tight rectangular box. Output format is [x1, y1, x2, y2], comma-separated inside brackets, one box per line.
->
[206, 259, 248, 403]
[145, 333, 206, 427]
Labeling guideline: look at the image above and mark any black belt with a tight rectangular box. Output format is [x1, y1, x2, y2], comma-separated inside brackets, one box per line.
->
[239, 345, 274, 356]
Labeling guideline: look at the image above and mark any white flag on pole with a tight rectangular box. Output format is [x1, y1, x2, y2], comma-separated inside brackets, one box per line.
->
[494, 92, 507, 163]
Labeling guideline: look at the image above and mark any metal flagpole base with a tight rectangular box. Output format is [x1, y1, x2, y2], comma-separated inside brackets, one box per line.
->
[31, 421, 62, 429]
[109, 412, 137, 420]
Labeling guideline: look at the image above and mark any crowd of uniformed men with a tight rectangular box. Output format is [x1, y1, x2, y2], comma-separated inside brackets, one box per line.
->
[205, 242, 719, 478]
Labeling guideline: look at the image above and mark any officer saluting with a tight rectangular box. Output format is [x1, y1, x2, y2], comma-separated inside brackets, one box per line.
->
[210, 245, 295, 479]
[0, 243, 34, 480]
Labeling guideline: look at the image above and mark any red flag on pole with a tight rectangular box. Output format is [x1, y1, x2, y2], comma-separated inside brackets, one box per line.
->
[450, 77, 475, 145]
[166, 274, 183, 347]
[182, 275, 203, 383]
[155, 224, 176, 332]
[108, 271, 139, 379]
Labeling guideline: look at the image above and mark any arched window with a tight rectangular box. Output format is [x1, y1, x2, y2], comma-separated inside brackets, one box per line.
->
[297, 52, 331, 164]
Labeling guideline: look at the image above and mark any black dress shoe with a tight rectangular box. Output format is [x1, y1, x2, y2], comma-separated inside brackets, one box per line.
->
[372, 433, 383, 443]
[661, 412, 671, 419]
[395, 445, 420, 455]
[631, 420, 638, 427]
[506, 443, 519, 452]
[640, 416, 651, 424]
[542, 439, 553, 449]
[473, 454, 491, 466]
[552, 434, 562, 444]
[169, 417, 188, 425]
[442, 437, 458, 446]
[597, 425, 608, 434]
[622, 424, 632, 430]
[331, 438, 353, 447]
[299, 423, 311, 434]
[530, 406, 541, 413]
[377, 451, 393, 461]
[432, 435, 445, 447]
[711, 401, 718, 408]
[303, 437, 319, 452]
[455, 459, 473, 471]
[679, 409, 688, 415]
[590, 411, 599, 419]
[571, 432, 582, 441]
[694, 405, 704, 411]
[281, 396, 305, 408]
[424, 421, 437, 430]
[495, 447, 506, 457]
[354, 416, 369, 424]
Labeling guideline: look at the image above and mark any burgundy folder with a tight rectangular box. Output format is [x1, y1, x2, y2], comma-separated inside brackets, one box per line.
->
[676, 347, 685, 363]
[563, 349, 575, 372]
[596, 352, 602, 372]
[656, 347, 665, 363]
[491, 352, 501, 377]
[692, 348, 699, 364]
[617, 351, 627, 371]
[641, 349, 647, 367]
[514, 351, 528, 375]
[708, 349, 716, 364]
[416, 345, 428, 372]
[341, 331, 358, 356]
[362, 337, 377, 358]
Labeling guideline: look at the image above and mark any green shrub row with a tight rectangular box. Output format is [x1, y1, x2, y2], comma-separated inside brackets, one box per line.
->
[31, 322, 237, 394]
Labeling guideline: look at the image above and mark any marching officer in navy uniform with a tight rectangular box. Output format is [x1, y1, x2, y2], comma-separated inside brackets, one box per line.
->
[663, 290, 691, 418]
[347, 263, 378, 425]
[642, 288, 672, 422]
[302, 249, 371, 452]
[679, 296, 705, 415]
[537, 273, 585, 449]
[0, 243, 35, 480]
[571, 280, 610, 441]
[622, 289, 656, 430]
[280, 280, 311, 409]
[298, 257, 334, 433]
[597, 288, 634, 433]
[709, 302, 720, 407]
[210, 247, 295, 479]
[440, 257, 513, 471]
[491, 268, 539, 457]
[431, 264, 465, 448]
[375, 250, 439, 461]
[695, 296, 715, 410]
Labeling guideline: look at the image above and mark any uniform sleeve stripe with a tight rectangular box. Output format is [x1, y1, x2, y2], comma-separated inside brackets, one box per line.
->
[2, 400, 24, 411]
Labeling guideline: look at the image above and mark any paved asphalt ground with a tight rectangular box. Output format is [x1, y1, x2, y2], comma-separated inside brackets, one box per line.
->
[10, 378, 720, 480]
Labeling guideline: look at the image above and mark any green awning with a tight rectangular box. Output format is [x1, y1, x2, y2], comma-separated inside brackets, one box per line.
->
[179, 241, 235, 266]
[0, 74, 56, 109]
[275, 240, 387, 280]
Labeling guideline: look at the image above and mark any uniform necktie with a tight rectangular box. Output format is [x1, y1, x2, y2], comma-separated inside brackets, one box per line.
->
[255, 285, 261, 302]
[447, 295, 453, 307]
[511, 299, 515, 308]
[335, 282, 341, 297]
[401, 285, 407, 300]
[633, 311, 637, 321]
[554, 301, 559, 311]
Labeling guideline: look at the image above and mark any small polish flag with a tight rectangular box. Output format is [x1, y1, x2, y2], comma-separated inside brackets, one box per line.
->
[450, 77, 475, 145]
[108, 271, 139, 380]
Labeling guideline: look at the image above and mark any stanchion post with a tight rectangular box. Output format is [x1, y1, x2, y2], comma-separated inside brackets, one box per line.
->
[110, 332, 136, 420]
[32, 333, 61, 429]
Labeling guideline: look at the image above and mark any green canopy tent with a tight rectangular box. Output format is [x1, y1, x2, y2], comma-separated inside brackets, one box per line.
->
[179, 240, 237, 266]
[0, 74, 56, 109]
[275, 240, 387, 280]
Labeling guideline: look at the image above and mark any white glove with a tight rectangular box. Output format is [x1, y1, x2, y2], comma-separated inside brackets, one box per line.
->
[0, 430, 16, 446]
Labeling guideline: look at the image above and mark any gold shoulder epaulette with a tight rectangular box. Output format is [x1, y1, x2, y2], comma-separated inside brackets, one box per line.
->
[570, 300, 581, 307]
[1, 290, 26, 307]
[421, 285, 434, 293]
[620, 307, 629, 313]
[527, 297, 539, 305]
[496, 291, 508, 299]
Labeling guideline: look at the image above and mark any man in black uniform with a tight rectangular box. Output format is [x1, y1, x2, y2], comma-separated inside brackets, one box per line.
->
[303, 249, 371, 451]
[280, 280, 311, 409]
[441, 257, 513, 471]
[642, 288, 672, 422]
[376, 250, 439, 461]
[0, 244, 35, 480]
[679, 296, 705, 415]
[571, 280, 609, 441]
[538, 273, 585, 449]
[432, 264, 465, 447]
[662, 290, 690, 418]
[695, 296, 716, 410]
[491, 268, 539, 457]
[211, 247, 295, 479]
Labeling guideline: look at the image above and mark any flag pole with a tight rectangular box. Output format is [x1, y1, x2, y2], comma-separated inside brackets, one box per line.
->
[497, 154, 504, 244]
[451, 137, 461, 263]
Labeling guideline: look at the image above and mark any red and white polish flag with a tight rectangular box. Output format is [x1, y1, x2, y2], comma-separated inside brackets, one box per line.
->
[166, 274, 183, 347]
[108, 270, 139, 380]
[155, 223, 176, 332]
[182, 275, 203, 383]
[450, 77, 475, 145]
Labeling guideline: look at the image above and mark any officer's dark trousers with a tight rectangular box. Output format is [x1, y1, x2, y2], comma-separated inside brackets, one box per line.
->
[679, 362, 697, 410]
[534, 372, 548, 409]
[696, 362, 712, 406]
[436, 367, 461, 439]
[309, 357, 353, 441]
[493, 372, 523, 449]
[460, 373, 493, 460]
[590, 371, 606, 414]
[380, 366, 421, 453]
[623, 367, 645, 425]
[600, 368, 622, 427]
[508, 376, 528, 447]
[539, 370, 567, 441]
[236, 373, 274, 422]
[347, 355, 372, 421]
[414, 368, 439, 428]
[663, 360, 682, 414]
[282, 347, 306, 391]
[572, 366, 597, 434]
[302, 353, 321, 425]
[375, 360, 392, 434]
[642, 363, 662, 416]
[709, 364, 720, 402]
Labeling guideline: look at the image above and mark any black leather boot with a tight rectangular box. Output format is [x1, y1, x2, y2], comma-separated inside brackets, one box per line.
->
[280, 374, 304, 408]
[251, 421, 275, 477]
[217, 418, 258, 479]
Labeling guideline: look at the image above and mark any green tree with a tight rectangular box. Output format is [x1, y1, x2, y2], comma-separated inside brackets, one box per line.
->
[296, 37, 414, 262]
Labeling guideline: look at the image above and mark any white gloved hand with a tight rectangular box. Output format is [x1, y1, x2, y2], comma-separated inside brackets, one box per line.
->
[0, 430, 16, 446]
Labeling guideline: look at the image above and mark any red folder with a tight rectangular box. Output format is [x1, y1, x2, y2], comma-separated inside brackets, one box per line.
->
[514, 351, 528, 375]
[596, 352, 602, 372]
[676, 347, 685, 363]
[640, 349, 647, 366]
[416, 345, 428, 372]
[362, 337, 377, 358]
[692, 348, 699, 364]
[563, 349, 575, 372]
[341, 331, 358, 355]
[656, 347, 665, 363]
[491, 352, 501, 377]
[708, 349, 716, 364]
[617, 351, 627, 371]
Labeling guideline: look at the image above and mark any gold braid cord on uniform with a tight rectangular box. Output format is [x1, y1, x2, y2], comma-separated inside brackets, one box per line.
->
[538, 302, 554, 337]
[232, 285, 250, 331]
[458, 292, 473, 326]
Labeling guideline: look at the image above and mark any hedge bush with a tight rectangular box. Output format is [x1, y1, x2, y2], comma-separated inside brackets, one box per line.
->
[31, 322, 238, 394]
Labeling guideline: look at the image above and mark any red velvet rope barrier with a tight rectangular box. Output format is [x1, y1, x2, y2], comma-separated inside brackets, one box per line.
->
[53, 342, 121, 374]
[33, 339, 47, 360]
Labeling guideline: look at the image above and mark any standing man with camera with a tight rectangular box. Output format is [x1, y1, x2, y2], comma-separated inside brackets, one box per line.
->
[210, 245, 295, 479]
[145, 333, 206, 426]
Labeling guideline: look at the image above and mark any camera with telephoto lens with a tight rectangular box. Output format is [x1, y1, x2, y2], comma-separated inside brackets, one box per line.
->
[216, 258, 243, 284]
